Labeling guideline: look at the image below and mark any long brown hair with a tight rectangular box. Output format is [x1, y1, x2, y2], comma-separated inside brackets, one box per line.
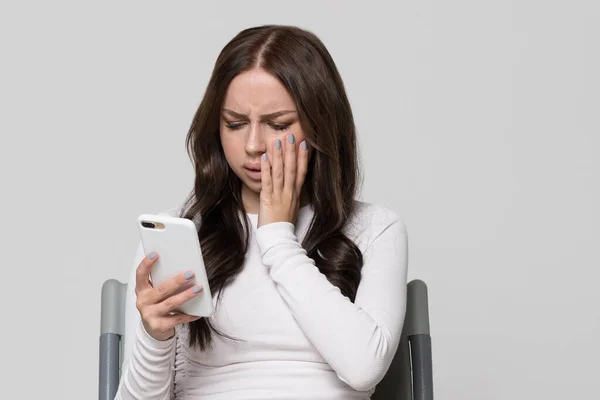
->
[181, 25, 363, 350]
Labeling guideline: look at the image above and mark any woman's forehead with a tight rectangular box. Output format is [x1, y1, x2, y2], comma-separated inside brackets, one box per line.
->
[223, 69, 296, 114]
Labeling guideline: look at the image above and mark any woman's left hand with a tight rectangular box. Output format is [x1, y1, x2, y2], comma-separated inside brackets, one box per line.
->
[257, 133, 309, 228]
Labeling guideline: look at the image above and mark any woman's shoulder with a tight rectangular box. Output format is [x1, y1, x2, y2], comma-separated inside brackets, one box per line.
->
[350, 200, 406, 230]
[345, 200, 408, 250]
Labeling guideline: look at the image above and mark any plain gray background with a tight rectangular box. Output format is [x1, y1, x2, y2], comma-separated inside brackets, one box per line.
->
[1, 0, 598, 398]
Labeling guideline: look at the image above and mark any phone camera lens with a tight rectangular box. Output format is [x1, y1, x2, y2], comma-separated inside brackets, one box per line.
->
[141, 221, 156, 229]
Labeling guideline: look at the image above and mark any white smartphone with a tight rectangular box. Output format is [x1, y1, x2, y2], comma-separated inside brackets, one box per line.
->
[137, 213, 214, 317]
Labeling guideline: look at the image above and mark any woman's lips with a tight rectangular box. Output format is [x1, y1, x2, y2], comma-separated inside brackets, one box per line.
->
[243, 166, 261, 180]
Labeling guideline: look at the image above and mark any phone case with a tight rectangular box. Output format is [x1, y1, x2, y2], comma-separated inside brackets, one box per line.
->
[137, 213, 214, 317]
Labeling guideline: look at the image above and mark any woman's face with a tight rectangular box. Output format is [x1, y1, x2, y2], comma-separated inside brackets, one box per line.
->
[220, 67, 307, 195]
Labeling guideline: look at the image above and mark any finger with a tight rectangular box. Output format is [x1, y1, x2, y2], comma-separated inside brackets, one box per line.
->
[158, 284, 204, 315]
[296, 140, 309, 193]
[147, 270, 197, 305]
[135, 252, 158, 294]
[284, 133, 297, 195]
[144, 311, 200, 338]
[163, 311, 202, 327]
[261, 153, 272, 194]
[272, 139, 284, 193]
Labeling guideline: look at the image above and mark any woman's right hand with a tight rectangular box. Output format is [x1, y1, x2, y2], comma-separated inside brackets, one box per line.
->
[135, 251, 203, 341]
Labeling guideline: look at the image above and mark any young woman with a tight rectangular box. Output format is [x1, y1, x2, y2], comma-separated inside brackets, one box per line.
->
[115, 25, 408, 400]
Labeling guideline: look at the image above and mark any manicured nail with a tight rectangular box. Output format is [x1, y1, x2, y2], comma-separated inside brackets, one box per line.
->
[184, 272, 193, 280]
[148, 251, 157, 260]
[276, 139, 281, 150]
[263, 153, 268, 162]
[301, 141, 308, 151]
[193, 286, 203, 293]
[288, 133, 295, 144]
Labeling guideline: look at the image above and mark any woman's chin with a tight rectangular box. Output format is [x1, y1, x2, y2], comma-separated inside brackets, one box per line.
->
[242, 179, 262, 194]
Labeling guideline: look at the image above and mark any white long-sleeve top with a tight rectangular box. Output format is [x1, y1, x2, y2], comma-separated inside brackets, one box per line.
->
[115, 201, 408, 400]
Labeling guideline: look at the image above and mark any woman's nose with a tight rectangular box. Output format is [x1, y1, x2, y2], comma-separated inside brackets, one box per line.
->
[245, 125, 266, 154]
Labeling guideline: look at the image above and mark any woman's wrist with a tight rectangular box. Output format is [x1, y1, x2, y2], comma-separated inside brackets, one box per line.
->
[139, 319, 176, 348]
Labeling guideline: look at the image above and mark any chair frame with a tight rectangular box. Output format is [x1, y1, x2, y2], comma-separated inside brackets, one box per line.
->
[99, 279, 433, 400]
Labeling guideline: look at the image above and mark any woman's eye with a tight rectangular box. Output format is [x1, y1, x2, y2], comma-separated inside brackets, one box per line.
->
[225, 123, 245, 131]
[270, 123, 290, 131]
[225, 122, 290, 131]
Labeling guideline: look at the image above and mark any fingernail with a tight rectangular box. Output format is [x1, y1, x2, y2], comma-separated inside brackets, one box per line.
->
[193, 286, 203, 293]
[148, 251, 157, 260]
[301, 141, 308, 151]
[276, 140, 281, 150]
[263, 153, 268, 162]
[184, 272, 193, 280]
[288, 133, 295, 144]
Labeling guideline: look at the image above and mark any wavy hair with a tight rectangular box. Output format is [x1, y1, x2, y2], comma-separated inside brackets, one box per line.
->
[181, 25, 363, 350]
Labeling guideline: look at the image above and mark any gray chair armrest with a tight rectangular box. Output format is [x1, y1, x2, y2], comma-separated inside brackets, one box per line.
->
[406, 279, 433, 400]
[99, 279, 127, 400]
[372, 279, 433, 400]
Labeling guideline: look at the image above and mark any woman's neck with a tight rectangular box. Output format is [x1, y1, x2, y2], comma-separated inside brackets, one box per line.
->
[241, 185, 261, 214]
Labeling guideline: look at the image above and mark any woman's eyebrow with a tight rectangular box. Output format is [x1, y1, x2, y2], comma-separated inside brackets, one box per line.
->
[222, 109, 297, 120]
